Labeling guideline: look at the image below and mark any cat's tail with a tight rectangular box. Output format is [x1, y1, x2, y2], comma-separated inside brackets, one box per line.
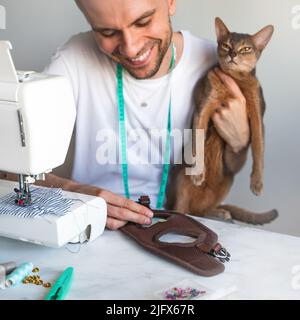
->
[218, 204, 278, 225]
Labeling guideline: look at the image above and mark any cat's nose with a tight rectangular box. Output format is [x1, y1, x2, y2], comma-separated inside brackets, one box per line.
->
[230, 52, 237, 58]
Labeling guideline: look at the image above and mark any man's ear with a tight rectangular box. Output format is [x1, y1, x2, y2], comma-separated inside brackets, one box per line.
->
[168, 0, 176, 16]
[252, 25, 274, 51]
[215, 17, 230, 42]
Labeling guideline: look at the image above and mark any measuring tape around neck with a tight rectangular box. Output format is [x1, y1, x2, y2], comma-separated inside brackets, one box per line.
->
[116, 44, 176, 209]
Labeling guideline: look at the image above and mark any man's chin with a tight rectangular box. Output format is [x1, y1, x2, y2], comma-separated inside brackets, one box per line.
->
[126, 67, 159, 80]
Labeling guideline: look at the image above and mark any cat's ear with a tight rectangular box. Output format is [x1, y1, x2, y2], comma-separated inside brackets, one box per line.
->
[215, 17, 230, 42]
[252, 25, 274, 51]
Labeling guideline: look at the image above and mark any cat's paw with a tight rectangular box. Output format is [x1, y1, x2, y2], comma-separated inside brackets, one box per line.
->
[250, 174, 263, 196]
[191, 173, 205, 186]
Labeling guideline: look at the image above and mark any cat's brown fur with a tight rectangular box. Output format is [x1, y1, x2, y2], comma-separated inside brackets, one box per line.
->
[167, 18, 278, 224]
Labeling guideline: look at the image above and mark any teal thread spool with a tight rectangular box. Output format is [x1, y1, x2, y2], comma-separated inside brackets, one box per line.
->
[5, 262, 33, 288]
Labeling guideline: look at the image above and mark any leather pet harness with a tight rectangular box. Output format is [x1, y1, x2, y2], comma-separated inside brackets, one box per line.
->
[121, 196, 230, 277]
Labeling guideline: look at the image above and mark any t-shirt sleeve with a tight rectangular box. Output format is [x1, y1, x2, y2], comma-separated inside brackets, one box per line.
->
[43, 50, 78, 104]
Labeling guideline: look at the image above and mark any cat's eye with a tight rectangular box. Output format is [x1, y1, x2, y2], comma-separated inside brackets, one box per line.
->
[222, 43, 231, 51]
[240, 47, 252, 53]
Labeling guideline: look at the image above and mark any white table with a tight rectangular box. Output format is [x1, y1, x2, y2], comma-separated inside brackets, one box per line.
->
[0, 214, 300, 300]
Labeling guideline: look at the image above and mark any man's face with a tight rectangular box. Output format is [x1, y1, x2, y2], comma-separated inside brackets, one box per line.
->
[77, 0, 176, 79]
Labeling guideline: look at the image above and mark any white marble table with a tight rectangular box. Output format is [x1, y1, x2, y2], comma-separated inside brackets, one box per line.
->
[0, 215, 300, 300]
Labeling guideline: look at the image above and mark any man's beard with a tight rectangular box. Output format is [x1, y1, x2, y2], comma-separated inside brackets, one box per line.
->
[116, 22, 173, 80]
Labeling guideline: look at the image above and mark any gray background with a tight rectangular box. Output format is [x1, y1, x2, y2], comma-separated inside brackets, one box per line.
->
[0, 0, 299, 236]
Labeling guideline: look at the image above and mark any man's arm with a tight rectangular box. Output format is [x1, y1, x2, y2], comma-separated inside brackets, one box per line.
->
[0, 172, 153, 230]
[0, 172, 82, 191]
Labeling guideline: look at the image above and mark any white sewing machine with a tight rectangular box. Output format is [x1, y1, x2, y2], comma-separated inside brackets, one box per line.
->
[0, 41, 107, 248]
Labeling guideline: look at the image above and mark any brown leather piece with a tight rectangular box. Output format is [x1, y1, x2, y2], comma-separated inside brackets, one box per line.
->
[121, 208, 228, 277]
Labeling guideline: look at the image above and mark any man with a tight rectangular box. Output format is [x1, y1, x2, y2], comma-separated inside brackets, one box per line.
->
[3, 0, 250, 230]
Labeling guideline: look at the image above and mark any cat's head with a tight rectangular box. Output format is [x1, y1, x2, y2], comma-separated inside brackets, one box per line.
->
[215, 17, 274, 74]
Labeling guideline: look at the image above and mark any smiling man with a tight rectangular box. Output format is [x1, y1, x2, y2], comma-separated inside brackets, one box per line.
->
[39, 0, 250, 230]
[76, 0, 177, 80]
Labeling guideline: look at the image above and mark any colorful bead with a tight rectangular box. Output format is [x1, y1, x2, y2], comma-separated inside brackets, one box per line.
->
[164, 287, 206, 300]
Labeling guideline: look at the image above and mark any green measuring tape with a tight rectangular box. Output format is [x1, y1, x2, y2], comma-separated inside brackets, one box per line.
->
[116, 44, 176, 209]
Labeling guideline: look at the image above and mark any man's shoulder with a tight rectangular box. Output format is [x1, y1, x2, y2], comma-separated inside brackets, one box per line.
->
[184, 31, 216, 47]
[180, 31, 217, 70]
[55, 31, 98, 57]
[51, 31, 111, 69]
[182, 30, 217, 59]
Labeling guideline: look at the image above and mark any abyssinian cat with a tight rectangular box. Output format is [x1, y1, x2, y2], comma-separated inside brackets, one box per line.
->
[167, 18, 278, 224]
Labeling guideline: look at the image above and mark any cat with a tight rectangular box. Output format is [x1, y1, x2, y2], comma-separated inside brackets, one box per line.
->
[166, 18, 278, 225]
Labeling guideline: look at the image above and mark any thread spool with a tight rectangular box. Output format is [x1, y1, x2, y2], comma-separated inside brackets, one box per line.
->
[0, 261, 17, 275]
[5, 262, 33, 288]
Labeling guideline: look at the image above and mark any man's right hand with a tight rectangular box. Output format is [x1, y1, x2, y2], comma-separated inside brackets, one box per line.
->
[0, 172, 154, 231]
[71, 184, 154, 230]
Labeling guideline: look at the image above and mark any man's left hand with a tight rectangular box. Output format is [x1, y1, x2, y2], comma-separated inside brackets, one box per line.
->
[211, 68, 250, 153]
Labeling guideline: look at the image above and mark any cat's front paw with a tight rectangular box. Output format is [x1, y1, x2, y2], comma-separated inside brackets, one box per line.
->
[191, 173, 205, 186]
[250, 174, 263, 196]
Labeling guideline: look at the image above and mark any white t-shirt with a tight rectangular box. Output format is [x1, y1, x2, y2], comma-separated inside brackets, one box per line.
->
[44, 30, 217, 206]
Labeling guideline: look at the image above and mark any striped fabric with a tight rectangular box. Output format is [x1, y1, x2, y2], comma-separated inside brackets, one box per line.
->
[0, 187, 73, 218]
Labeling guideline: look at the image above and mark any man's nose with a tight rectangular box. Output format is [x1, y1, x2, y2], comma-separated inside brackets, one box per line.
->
[119, 30, 143, 58]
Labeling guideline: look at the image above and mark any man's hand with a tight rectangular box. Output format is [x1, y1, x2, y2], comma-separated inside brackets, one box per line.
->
[212, 68, 250, 153]
[0, 172, 153, 230]
[72, 184, 154, 230]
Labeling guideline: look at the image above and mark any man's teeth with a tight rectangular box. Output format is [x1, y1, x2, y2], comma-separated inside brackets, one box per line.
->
[130, 49, 151, 63]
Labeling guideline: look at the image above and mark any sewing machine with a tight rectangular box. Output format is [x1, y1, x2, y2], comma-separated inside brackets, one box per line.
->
[0, 41, 107, 248]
